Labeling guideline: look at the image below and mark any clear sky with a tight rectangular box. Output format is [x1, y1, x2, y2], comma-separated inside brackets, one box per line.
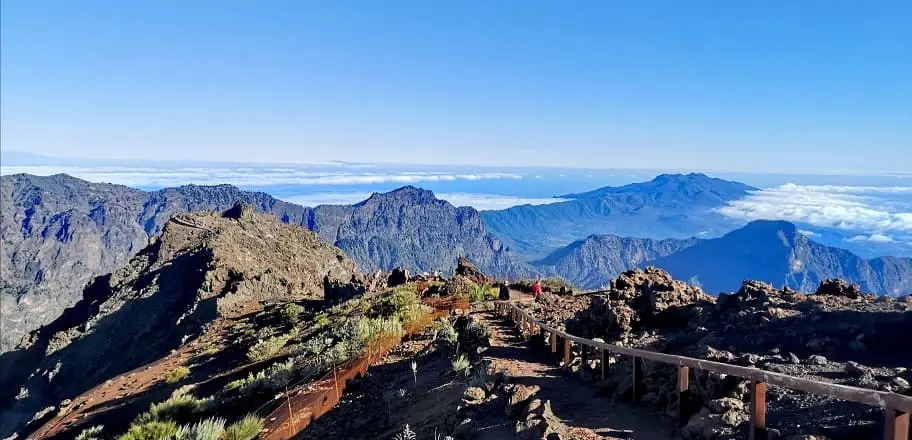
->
[1, 1, 910, 173]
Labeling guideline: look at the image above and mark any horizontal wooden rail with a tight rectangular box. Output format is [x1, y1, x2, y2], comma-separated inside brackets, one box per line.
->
[494, 301, 911, 440]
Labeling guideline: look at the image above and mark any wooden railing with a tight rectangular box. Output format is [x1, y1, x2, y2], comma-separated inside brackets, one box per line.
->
[494, 301, 912, 440]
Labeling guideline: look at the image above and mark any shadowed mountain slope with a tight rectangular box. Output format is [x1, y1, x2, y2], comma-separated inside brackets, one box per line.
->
[650, 220, 912, 295]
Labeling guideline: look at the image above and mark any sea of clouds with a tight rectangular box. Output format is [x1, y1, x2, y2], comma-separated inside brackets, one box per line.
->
[0, 165, 523, 188]
[718, 183, 912, 246]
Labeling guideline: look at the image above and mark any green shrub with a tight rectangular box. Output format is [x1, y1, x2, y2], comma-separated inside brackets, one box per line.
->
[433, 319, 458, 344]
[75, 425, 104, 440]
[247, 332, 295, 362]
[468, 284, 487, 303]
[225, 359, 295, 395]
[146, 393, 209, 423]
[224, 415, 263, 440]
[281, 303, 304, 324]
[176, 417, 225, 440]
[451, 354, 470, 377]
[117, 420, 178, 440]
[375, 286, 421, 317]
[165, 366, 190, 384]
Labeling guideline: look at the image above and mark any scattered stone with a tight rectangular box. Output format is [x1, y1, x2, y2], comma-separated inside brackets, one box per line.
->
[892, 377, 911, 394]
[464, 386, 486, 402]
[504, 384, 540, 417]
[709, 397, 744, 413]
[845, 361, 869, 376]
[815, 279, 863, 299]
[788, 353, 801, 364]
[387, 267, 409, 287]
[807, 355, 828, 366]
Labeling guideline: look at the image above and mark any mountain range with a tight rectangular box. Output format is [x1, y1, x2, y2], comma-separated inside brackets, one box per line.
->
[2, 172, 909, 353]
[480, 173, 755, 259]
[0, 174, 530, 351]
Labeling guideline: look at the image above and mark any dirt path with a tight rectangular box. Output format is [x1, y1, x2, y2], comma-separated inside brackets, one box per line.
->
[477, 312, 680, 440]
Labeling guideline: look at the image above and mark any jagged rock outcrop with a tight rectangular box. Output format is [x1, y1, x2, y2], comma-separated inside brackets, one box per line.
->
[0, 207, 357, 437]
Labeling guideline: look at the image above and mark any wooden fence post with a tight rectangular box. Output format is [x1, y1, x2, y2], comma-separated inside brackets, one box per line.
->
[884, 409, 909, 440]
[749, 381, 767, 440]
[631, 356, 643, 402]
[563, 338, 572, 367]
[550, 332, 557, 354]
[678, 365, 691, 426]
[601, 349, 609, 380]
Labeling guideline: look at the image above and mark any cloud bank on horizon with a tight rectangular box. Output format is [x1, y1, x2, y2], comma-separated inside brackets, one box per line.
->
[718, 183, 912, 246]
[282, 192, 568, 210]
[0, 165, 522, 188]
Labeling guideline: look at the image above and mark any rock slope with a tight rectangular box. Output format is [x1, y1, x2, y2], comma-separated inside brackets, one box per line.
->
[0, 206, 358, 437]
[0, 175, 533, 351]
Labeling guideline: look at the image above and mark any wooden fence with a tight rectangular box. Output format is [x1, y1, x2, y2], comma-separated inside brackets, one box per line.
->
[495, 301, 912, 440]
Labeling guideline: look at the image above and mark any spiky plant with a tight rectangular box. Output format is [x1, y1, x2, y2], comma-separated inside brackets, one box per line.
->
[410, 360, 418, 384]
[165, 366, 190, 384]
[393, 424, 417, 440]
[176, 417, 226, 440]
[451, 354, 470, 377]
[116, 420, 178, 440]
[75, 425, 104, 440]
[224, 414, 263, 440]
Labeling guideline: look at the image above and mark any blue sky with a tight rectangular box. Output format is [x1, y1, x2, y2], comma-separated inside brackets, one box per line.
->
[2, 1, 910, 173]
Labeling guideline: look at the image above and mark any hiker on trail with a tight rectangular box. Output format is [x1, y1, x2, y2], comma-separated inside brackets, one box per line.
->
[532, 279, 543, 300]
[499, 282, 510, 300]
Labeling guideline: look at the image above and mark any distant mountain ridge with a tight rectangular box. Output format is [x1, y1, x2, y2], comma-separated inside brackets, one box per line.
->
[532, 234, 700, 288]
[480, 173, 755, 259]
[0, 174, 532, 351]
[649, 220, 912, 295]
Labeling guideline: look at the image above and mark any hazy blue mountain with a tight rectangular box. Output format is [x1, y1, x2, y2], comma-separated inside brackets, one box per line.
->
[649, 220, 912, 296]
[480, 173, 756, 258]
[533, 234, 700, 289]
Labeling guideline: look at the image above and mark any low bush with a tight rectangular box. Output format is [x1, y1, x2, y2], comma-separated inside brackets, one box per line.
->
[175, 417, 225, 440]
[451, 354, 470, 377]
[224, 359, 294, 395]
[146, 393, 210, 424]
[281, 303, 304, 324]
[224, 414, 263, 440]
[165, 366, 190, 384]
[247, 330, 297, 362]
[75, 425, 104, 440]
[116, 420, 178, 440]
[432, 319, 458, 344]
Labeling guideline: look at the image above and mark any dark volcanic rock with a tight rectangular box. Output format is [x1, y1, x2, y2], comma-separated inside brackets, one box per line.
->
[816, 279, 863, 299]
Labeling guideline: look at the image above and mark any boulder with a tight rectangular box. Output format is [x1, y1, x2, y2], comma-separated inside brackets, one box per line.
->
[807, 355, 828, 366]
[709, 397, 744, 413]
[815, 279, 862, 299]
[387, 267, 409, 287]
[464, 386, 486, 402]
[454, 257, 491, 284]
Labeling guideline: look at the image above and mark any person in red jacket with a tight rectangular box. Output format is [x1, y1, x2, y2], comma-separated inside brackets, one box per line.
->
[532, 279, 543, 300]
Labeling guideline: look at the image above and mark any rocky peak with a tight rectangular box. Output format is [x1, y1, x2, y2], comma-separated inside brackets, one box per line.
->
[357, 185, 438, 206]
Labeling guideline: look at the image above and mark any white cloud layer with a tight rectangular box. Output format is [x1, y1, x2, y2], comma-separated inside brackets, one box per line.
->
[436, 193, 568, 210]
[0, 165, 522, 187]
[282, 191, 567, 210]
[847, 234, 896, 243]
[719, 184, 912, 243]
